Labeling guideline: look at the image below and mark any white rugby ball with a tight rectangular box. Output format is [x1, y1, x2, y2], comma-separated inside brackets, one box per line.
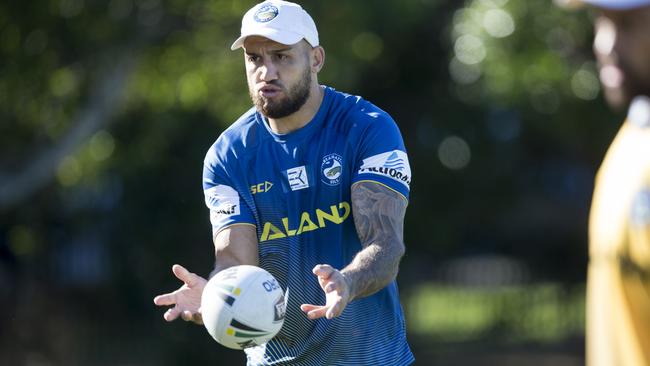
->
[201, 265, 286, 350]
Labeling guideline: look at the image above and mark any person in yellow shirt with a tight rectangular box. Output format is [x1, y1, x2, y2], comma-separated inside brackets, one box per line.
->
[575, 1, 650, 365]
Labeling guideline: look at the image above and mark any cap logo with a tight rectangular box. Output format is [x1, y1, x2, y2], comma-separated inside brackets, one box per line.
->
[254, 5, 279, 23]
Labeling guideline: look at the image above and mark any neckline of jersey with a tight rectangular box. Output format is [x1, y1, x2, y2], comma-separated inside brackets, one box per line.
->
[256, 86, 333, 143]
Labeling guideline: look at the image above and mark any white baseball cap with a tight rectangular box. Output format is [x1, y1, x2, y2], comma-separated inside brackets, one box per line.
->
[230, 1, 319, 51]
[577, 0, 650, 9]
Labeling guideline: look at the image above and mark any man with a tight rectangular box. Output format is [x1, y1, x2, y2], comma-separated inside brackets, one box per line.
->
[573, 0, 650, 365]
[153, 1, 414, 365]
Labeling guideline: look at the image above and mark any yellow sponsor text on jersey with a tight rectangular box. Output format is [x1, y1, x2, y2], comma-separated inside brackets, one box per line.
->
[251, 181, 273, 195]
[260, 201, 351, 242]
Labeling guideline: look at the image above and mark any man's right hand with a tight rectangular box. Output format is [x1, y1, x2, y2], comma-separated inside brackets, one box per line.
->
[153, 264, 207, 324]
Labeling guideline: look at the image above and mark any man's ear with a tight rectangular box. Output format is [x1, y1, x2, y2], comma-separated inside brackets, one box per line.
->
[311, 46, 325, 73]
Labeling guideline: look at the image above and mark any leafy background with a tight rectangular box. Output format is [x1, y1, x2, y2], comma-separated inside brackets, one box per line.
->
[0, 0, 620, 365]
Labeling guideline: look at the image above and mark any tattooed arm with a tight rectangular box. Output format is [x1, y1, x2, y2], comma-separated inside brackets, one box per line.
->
[300, 181, 407, 320]
[344, 181, 407, 298]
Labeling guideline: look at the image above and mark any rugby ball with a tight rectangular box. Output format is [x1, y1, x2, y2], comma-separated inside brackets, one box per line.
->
[201, 265, 286, 349]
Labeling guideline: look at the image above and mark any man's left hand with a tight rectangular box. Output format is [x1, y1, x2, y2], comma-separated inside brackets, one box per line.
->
[300, 264, 352, 320]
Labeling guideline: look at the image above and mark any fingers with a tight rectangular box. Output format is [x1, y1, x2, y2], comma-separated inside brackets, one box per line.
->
[163, 306, 203, 324]
[314, 264, 338, 291]
[316, 267, 345, 295]
[312, 264, 335, 279]
[300, 304, 317, 312]
[153, 265, 188, 307]
[180, 310, 203, 324]
[325, 300, 343, 319]
[153, 293, 177, 306]
[172, 264, 203, 288]
[156, 264, 205, 324]
[181, 310, 193, 321]
[193, 312, 203, 324]
[301, 299, 344, 320]
[164, 307, 182, 322]
[300, 304, 328, 320]
[194, 308, 204, 325]
[306, 264, 350, 320]
[324, 281, 339, 294]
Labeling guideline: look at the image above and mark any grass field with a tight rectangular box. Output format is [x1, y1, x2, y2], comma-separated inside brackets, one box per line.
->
[405, 282, 585, 343]
[404, 282, 585, 365]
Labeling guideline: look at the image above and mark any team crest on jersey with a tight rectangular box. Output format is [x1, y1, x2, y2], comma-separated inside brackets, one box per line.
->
[321, 153, 343, 186]
[631, 188, 650, 226]
[254, 5, 278, 22]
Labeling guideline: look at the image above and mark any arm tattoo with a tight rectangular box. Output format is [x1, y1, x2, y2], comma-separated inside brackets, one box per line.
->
[345, 181, 408, 300]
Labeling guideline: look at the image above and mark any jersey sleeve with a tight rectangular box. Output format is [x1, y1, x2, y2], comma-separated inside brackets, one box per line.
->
[202, 144, 256, 236]
[351, 113, 412, 200]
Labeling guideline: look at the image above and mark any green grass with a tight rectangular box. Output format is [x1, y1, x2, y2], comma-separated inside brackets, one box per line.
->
[405, 283, 585, 343]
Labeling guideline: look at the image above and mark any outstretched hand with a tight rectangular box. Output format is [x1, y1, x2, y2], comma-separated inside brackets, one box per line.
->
[153, 264, 207, 324]
[300, 264, 352, 320]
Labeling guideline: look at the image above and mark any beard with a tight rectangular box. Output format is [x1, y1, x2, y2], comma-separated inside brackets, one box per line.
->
[249, 66, 312, 119]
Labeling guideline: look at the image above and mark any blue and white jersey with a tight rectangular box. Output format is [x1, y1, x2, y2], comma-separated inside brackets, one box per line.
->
[203, 86, 414, 366]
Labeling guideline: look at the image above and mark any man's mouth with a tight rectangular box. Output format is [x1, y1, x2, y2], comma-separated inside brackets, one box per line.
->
[259, 84, 282, 98]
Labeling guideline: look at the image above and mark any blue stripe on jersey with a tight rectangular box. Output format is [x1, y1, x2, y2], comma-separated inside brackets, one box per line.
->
[203, 86, 414, 365]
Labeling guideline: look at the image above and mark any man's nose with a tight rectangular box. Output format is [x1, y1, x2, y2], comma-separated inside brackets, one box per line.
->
[259, 60, 278, 82]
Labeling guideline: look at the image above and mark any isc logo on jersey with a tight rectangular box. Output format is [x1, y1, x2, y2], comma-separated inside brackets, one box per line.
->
[251, 181, 273, 195]
[357, 150, 411, 188]
[204, 184, 241, 226]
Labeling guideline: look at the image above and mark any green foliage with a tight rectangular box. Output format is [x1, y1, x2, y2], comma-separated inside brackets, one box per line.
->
[450, 0, 594, 107]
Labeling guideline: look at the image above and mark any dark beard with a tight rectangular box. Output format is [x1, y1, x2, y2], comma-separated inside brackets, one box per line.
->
[250, 66, 311, 119]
